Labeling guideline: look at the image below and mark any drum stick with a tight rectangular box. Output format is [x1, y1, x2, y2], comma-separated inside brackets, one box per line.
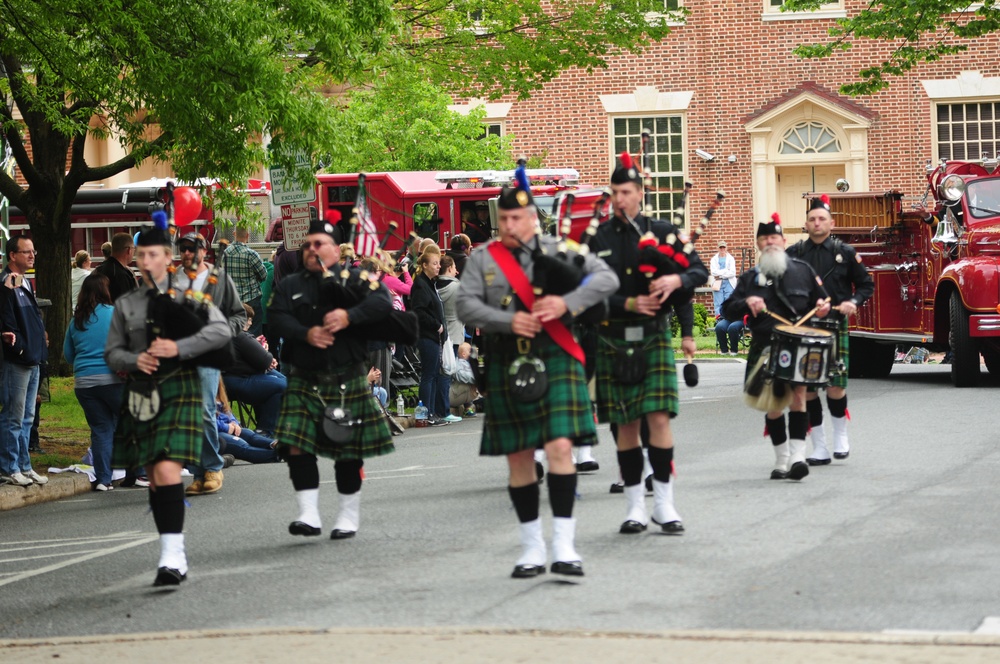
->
[792, 298, 832, 328]
[763, 310, 794, 326]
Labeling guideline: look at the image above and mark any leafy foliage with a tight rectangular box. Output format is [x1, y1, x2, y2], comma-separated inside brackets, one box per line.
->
[782, 0, 1000, 95]
[322, 74, 515, 173]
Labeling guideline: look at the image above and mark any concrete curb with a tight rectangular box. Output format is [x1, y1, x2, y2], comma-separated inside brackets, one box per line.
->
[0, 472, 92, 512]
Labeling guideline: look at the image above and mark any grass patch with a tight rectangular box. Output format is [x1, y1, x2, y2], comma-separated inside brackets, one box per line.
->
[35, 377, 91, 465]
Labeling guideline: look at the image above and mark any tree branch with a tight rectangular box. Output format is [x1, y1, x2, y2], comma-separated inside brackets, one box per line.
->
[0, 54, 43, 187]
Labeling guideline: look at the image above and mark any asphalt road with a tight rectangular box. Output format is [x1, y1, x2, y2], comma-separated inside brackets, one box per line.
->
[2, 360, 999, 640]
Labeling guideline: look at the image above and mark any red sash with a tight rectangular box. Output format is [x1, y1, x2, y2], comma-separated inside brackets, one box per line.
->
[488, 242, 586, 365]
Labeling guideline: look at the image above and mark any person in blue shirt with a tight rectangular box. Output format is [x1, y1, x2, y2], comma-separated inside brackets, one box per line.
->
[64, 273, 124, 490]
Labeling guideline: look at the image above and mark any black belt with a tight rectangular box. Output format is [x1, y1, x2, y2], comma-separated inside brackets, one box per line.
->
[488, 334, 559, 356]
[599, 317, 667, 341]
[285, 363, 364, 384]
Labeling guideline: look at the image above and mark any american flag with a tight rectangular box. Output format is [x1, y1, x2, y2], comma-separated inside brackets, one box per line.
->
[354, 176, 378, 257]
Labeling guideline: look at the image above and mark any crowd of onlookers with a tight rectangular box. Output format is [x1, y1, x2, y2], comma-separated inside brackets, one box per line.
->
[0, 225, 482, 489]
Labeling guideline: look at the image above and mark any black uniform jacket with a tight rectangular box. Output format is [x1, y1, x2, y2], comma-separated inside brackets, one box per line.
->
[722, 258, 829, 341]
[590, 213, 709, 320]
[270, 266, 392, 372]
[786, 236, 874, 316]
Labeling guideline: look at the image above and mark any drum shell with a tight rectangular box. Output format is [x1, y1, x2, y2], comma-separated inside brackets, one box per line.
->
[769, 325, 834, 387]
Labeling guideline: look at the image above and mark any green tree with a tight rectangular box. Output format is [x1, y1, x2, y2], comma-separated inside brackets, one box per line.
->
[783, 0, 1000, 95]
[323, 75, 515, 173]
[0, 0, 676, 370]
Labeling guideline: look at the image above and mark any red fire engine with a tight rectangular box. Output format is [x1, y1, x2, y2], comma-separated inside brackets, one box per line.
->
[811, 157, 1000, 386]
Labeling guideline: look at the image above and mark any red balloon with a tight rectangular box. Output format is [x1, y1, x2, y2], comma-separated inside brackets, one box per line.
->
[173, 187, 203, 226]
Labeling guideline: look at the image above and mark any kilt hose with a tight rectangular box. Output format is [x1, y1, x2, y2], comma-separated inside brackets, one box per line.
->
[480, 340, 596, 456]
[113, 368, 203, 469]
[595, 326, 679, 424]
[277, 372, 394, 461]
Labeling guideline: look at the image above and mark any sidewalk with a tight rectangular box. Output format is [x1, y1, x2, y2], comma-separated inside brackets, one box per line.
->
[0, 472, 92, 511]
[1, 627, 998, 663]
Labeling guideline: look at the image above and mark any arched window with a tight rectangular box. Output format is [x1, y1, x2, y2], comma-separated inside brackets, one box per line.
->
[779, 121, 841, 154]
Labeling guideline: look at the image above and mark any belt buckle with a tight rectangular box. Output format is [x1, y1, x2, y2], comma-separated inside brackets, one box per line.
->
[516, 337, 531, 355]
[624, 326, 644, 343]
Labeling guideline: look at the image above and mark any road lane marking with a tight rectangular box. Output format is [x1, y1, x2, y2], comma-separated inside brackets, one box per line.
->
[0, 532, 158, 588]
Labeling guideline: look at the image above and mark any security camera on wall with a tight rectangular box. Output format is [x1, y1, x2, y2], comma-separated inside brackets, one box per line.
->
[694, 149, 715, 162]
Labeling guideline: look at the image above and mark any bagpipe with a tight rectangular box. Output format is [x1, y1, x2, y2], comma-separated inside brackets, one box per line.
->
[522, 188, 612, 325]
[315, 211, 420, 345]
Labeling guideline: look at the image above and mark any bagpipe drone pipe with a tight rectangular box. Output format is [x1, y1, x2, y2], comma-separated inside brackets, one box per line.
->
[316, 215, 419, 345]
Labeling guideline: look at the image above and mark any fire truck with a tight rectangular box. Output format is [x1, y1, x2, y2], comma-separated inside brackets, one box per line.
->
[810, 157, 1000, 386]
[312, 168, 598, 251]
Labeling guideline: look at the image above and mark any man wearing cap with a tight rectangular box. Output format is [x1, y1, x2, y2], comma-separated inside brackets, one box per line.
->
[174, 232, 246, 497]
[710, 240, 737, 316]
[93, 232, 138, 302]
[464, 201, 491, 244]
[786, 196, 873, 466]
[457, 169, 618, 578]
[589, 153, 707, 536]
[723, 215, 831, 481]
[105, 212, 232, 586]
[269, 218, 395, 540]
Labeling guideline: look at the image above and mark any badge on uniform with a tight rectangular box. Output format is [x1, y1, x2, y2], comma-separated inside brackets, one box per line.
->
[835, 254, 844, 263]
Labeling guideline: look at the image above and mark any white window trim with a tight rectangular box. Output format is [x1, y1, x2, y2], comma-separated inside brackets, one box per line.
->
[923, 71, 1000, 100]
[762, 0, 846, 21]
[607, 112, 688, 222]
[448, 99, 512, 119]
[600, 87, 693, 115]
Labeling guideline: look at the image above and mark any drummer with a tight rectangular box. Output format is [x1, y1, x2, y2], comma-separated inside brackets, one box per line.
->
[723, 215, 830, 481]
[786, 196, 874, 465]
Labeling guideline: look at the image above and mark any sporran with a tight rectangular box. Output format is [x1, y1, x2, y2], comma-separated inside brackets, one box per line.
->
[126, 378, 162, 422]
[508, 355, 548, 402]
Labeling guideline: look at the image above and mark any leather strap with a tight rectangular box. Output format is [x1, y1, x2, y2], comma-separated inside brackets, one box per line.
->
[488, 242, 585, 365]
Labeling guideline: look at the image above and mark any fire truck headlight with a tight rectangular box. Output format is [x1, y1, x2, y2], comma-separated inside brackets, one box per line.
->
[939, 174, 966, 203]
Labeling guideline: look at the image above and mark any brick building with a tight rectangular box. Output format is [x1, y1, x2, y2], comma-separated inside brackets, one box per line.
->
[452, 1, 1000, 269]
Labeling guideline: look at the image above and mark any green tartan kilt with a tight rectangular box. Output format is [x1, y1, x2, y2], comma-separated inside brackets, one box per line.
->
[480, 342, 596, 456]
[807, 317, 850, 391]
[595, 326, 678, 424]
[276, 373, 394, 461]
[112, 368, 203, 469]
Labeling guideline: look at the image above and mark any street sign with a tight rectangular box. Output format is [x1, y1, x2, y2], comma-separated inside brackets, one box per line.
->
[281, 204, 312, 250]
[270, 156, 316, 206]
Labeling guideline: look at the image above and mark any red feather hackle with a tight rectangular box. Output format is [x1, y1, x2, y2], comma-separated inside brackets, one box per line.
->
[619, 151, 634, 170]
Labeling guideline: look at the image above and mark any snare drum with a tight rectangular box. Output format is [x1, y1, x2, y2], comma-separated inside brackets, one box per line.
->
[768, 324, 834, 387]
[808, 316, 844, 370]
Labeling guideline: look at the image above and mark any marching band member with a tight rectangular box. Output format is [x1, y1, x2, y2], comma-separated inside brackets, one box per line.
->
[269, 218, 395, 540]
[457, 171, 618, 579]
[786, 196, 873, 465]
[723, 216, 830, 481]
[105, 213, 232, 586]
[590, 154, 708, 535]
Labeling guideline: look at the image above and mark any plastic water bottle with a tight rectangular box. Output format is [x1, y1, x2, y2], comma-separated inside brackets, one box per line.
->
[396, 393, 406, 418]
[414, 400, 428, 427]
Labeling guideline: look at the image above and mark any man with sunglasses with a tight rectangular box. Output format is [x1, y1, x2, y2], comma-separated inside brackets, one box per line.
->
[269, 219, 395, 541]
[0, 237, 49, 487]
[174, 232, 246, 496]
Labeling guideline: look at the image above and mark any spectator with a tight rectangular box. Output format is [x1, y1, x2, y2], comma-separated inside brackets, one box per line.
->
[71, 250, 92, 309]
[223, 303, 287, 436]
[261, 251, 277, 357]
[436, 255, 464, 349]
[0, 237, 49, 486]
[220, 228, 268, 337]
[100, 241, 113, 262]
[447, 233, 471, 275]
[216, 383, 279, 464]
[93, 232, 138, 302]
[359, 258, 395, 394]
[449, 343, 480, 418]
[367, 366, 388, 408]
[272, 242, 300, 289]
[710, 240, 737, 316]
[464, 201, 491, 243]
[715, 315, 745, 356]
[378, 253, 413, 310]
[409, 250, 457, 425]
[63, 273, 123, 491]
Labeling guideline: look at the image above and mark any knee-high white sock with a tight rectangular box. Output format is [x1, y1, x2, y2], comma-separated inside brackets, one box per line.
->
[158, 533, 187, 575]
[809, 424, 830, 461]
[652, 479, 682, 524]
[295, 488, 321, 529]
[831, 415, 850, 455]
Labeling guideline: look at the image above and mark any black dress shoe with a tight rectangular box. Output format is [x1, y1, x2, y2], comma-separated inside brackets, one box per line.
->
[609, 481, 624, 494]
[786, 461, 810, 481]
[551, 560, 584, 576]
[619, 520, 647, 534]
[330, 529, 357, 540]
[806, 457, 832, 466]
[833, 451, 850, 459]
[511, 563, 546, 578]
[153, 567, 186, 587]
[770, 469, 788, 480]
[288, 521, 321, 537]
[576, 460, 599, 473]
[652, 518, 685, 535]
